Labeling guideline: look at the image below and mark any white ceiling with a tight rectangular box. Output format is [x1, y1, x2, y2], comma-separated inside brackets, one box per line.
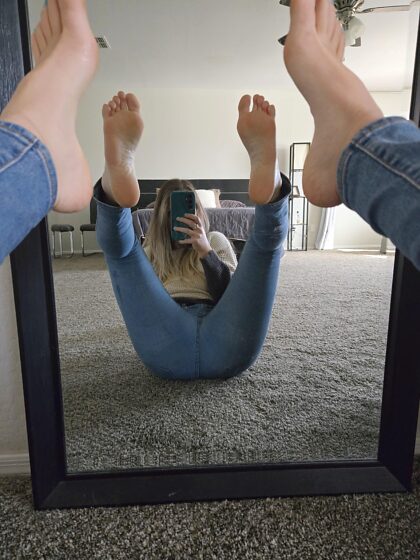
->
[29, 0, 419, 91]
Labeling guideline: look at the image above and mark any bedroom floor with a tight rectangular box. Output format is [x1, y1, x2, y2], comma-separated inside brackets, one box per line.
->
[51, 250, 395, 472]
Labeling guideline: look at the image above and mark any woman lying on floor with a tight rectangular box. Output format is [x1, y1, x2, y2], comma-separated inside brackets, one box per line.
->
[95, 91, 290, 380]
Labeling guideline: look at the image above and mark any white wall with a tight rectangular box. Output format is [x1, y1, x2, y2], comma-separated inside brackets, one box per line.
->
[0, 259, 29, 473]
[49, 84, 321, 252]
[48, 85, 412, 254]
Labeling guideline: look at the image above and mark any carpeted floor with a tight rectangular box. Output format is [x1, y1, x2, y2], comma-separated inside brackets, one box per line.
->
[0, 456, 419, 559]
[52, 251, 395, 472]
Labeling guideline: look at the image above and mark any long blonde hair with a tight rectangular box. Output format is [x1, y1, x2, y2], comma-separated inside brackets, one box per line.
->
[143, 179, 210, 283]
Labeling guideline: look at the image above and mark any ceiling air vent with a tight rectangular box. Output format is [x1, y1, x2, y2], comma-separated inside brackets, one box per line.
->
[95, 36, 111, 49]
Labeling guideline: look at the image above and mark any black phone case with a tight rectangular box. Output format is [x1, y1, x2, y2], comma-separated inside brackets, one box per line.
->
[170, 191, 196, 241]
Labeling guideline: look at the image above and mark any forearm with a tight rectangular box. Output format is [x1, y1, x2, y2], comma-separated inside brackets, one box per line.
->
[201, 250, 231, 302]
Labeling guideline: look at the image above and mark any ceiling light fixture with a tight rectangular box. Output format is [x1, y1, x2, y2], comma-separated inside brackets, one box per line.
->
[342, 16, 366, 47]
[278, 0, 420, 49]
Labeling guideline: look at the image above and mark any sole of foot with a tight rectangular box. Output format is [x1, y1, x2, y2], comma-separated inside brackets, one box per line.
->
[237, 94, 278, 205]
[283, 0, 383, 207]
[1, 0, 99, 213]
[102, 91, 144, 208]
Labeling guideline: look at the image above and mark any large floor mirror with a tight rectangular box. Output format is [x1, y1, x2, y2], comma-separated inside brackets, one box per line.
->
[7, 0, 420, 509]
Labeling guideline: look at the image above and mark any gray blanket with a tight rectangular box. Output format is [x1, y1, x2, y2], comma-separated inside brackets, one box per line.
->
[132, 208, 255, 240]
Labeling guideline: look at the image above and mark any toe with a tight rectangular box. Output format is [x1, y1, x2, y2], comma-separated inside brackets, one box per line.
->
[238, 95, 251, 114]
[34, 25, 47, 53]
[118, 91, 129, 111]
[334, 26, 345, 61]
[47, 0, 62, 36]
[126, 93, 141, 112]
[315, 0, 336, 39]
[268, 104, 276, 118]
[102, 104, 111, 119]
[256, 95, 265, 110]
[252, 94, 259, 111]
[113, 95, 121, 111]
[56, 0, 90, 28]
[118, 91, 128, 110]
[290, 0, 316, 31]
[40, 6, 53, 41]
[31, 34, 41, 64]
[262, 100, 269, 114]
[327, 6, 340, 41]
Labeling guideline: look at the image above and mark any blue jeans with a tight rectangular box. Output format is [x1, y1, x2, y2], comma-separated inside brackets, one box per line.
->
[0, 121, 57, 263]
[96, 193, 289, 380]
[338, 116, 420, 269]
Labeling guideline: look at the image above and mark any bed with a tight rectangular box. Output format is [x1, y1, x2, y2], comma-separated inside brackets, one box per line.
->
[130, 179, 255, 244]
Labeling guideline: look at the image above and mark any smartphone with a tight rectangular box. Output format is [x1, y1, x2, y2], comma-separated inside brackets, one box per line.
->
[170, 191, 196, 241]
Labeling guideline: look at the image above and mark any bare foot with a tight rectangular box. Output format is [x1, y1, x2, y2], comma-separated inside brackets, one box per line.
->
[283, 0, 383, 207]
[237, 94, 278, 205]
[101, 91, 144, 208]
[0, 0, 98, 212]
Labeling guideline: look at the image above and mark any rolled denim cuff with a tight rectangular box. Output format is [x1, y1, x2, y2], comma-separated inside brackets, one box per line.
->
[93, 178, 125, 212]
[337, 116, 419, 204]
[256, 172, 292, 207]
[336, 116, 420, 269]
[0, 120, 57, 262]
[0, 120, 57, 207]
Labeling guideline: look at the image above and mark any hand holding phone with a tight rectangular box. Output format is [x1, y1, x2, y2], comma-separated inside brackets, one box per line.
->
[174, 213, 212, 258]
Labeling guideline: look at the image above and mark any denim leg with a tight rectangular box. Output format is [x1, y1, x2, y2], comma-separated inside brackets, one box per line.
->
[198, 195, 289, 379]
[338, 116, 420, 270]
[0, 121, 57, 264]
[95, 198, 198, 379]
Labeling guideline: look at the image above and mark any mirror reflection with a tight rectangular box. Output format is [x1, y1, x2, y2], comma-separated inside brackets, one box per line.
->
[28, 0, 416, 472]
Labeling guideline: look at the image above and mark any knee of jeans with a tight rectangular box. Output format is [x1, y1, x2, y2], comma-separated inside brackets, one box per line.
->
[251, 232, 286, 253]
[143, 358, 194, 381]
[142, 359, 180, 380]
[220, 354, 258, 378]
[96, 230, 137, 259]
[208, 348, 259, 379]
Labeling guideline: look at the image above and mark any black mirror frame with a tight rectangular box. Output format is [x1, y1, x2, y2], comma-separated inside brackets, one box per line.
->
[6, 0, 420, 510]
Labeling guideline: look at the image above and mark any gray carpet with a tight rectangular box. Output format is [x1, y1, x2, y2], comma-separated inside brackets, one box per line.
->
[51, 251, 395, 472]
[0, 457, 419, 560]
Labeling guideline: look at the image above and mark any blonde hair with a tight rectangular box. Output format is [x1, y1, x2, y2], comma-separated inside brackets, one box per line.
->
[143, 179, 210, 283]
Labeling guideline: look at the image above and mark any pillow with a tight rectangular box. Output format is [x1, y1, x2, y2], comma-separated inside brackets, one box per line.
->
[195, 189, 217, 208]
[220, 200, 246, 208]
[211, 188, 221, 208]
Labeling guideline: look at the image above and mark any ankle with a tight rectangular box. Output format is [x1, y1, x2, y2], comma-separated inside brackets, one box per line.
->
[268, 184, 283, 204]
[268, 161, 283, 203]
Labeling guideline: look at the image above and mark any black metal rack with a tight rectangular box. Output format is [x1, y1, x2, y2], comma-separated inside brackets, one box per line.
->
[287, 142, 310, 251]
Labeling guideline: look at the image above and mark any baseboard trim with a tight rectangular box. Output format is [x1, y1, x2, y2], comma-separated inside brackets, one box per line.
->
[335, 246, 396, 252]
[0, 445, 418, 477]
[0, 453, 30, 475]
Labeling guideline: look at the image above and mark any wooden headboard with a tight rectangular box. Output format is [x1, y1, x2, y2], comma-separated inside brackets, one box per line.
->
[133, 179, 252, 210]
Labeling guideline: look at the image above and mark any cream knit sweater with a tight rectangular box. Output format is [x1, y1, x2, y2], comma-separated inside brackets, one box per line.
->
[143, 232, 238, 300]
